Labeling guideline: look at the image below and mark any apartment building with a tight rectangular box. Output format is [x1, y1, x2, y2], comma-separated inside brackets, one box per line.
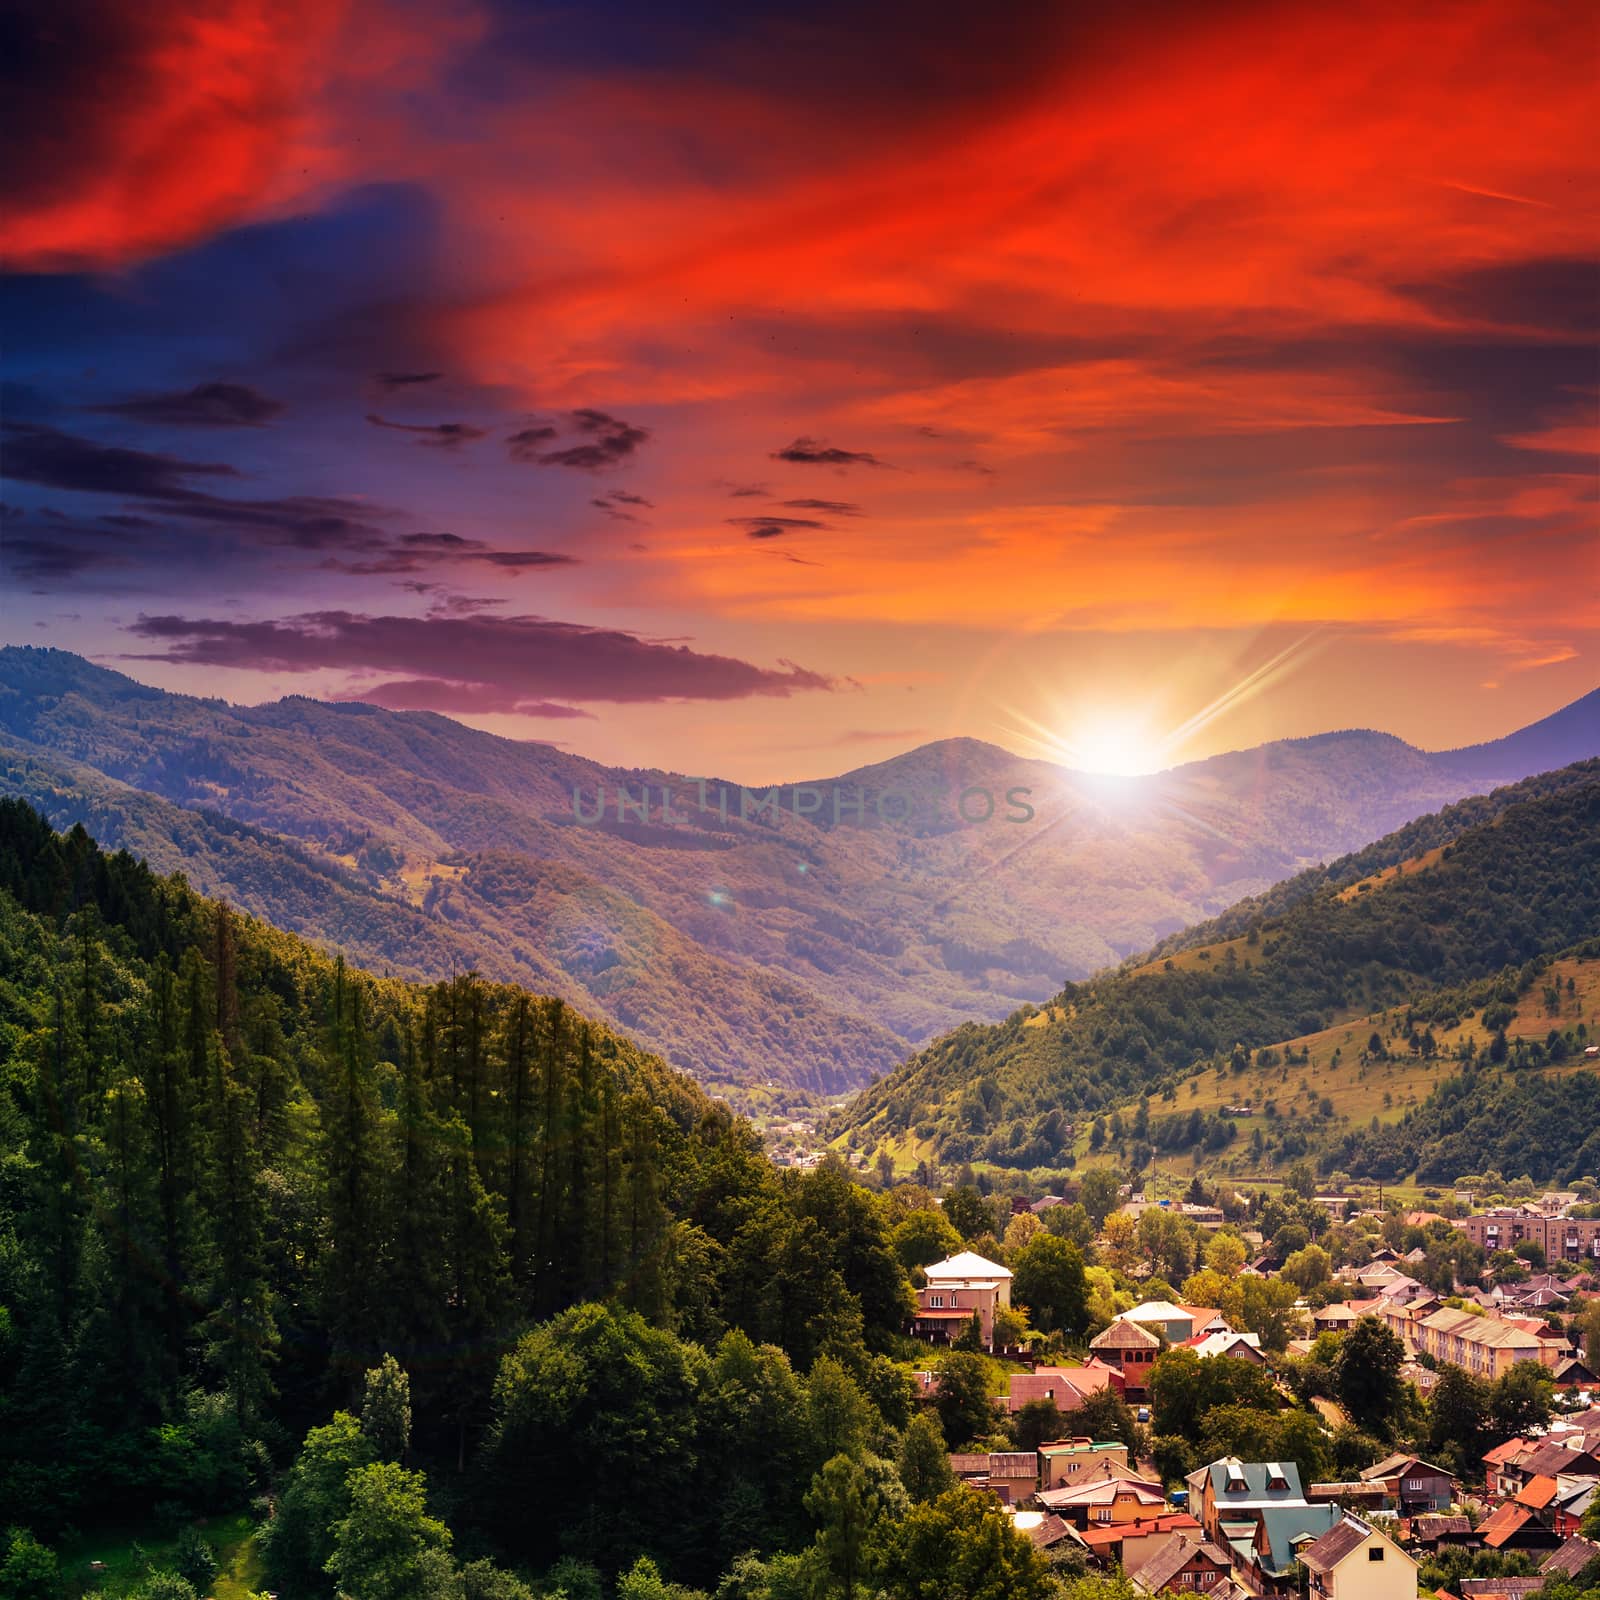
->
[1459, 1209, 1600, 1263]
[1380, 1302, 1564, 1379]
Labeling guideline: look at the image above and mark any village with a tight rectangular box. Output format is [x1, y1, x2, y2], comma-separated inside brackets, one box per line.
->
[900, 1182, 1600, 1599]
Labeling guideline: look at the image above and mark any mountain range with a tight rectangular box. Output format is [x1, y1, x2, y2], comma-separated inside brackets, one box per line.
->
[1, 645, 1595, 1101]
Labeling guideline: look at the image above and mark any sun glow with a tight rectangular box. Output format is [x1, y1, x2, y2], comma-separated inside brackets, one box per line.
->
[997, 634, 1327, 778]
[1058, 714, 1166, 776]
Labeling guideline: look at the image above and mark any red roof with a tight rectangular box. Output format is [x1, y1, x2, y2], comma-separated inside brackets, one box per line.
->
[1516, 1474, 1559, 1510]
[1484, 1438, 1534, 1467]
[1077, 1512, 1198, 1548]
[1480, 1502, 1534, 1549]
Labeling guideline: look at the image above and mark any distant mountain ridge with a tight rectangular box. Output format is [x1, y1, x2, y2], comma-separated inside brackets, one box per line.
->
[0, 645, 1595, 1099]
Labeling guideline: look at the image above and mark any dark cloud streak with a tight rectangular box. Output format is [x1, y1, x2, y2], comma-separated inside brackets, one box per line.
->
[771, 436, 886, 467]
[92, 381, 285, 427]
[375, 371, 445, 388]
[509, 409, 651, 469]
[1, 421, 392, 548]
[365, 413, 487, 447]
[729, 515, 827, 539]
[126, 609, 839, 706]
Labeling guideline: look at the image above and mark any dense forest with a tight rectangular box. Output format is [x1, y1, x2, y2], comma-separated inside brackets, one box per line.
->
[1136, 760, 1600, 965]
[0, 799, 978, 1593]
[1333, 1045, 1600, 1184]
[832, 766, 1600, 1170]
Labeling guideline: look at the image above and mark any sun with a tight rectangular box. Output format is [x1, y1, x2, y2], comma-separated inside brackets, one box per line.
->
[1060, 713, 1164, 776]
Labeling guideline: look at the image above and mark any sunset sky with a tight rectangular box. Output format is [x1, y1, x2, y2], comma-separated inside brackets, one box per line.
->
[3, 0, 1596, 779]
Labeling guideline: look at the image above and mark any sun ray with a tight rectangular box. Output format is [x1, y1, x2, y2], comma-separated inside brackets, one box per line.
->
[995, 631, 1327, 776]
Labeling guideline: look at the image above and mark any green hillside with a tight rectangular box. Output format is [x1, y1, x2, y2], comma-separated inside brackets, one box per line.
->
[1060, 942, 1600, 1186]
[830, 764, 1600, 1176]
[0, 798, 917, 1563]
[1135, 758, 1600, 967]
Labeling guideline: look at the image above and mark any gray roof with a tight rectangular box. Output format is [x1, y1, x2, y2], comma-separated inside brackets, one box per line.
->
[1522, 1441, 1600, 1477]
[1542, 1535, 1600, 1577]
[1414, 1514, 1474, 1538]
[1361, 1451, 1453, 1482]
[1092, 1319, 1162, 1349]
[1299, 1516, 1375, 1573]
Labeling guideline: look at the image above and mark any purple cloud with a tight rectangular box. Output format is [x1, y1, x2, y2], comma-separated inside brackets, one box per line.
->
[127, 609, 838, 705]
[366, 413, 487, 447]
[511, 409, 651, 469]
[93, 381, 285, 427]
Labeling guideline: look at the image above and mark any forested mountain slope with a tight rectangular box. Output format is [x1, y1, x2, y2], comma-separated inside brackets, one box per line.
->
[1136, 760, 1600, 966]
[0, 743, 907, 1099]
[3, 647, 1594, 1096]
[830, 766, 1600, 1171]
[0, 800, 916, 1559]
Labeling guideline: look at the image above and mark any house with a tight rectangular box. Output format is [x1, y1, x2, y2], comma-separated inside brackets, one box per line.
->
[1312, 1303, 1361, 1333]
[1009, 1509, 1076, 1551]
[1478, 1499, 1560, 1554]
[1306, 1480, 1391, 1512]
[1127, 1532, 1235, 1595]
[982, 1452, 1040, 1505]
[1359, 1452, 1457, 1513]
[1448, 1579, 1551, 1600]
[1077, 1510, 1202, 1571]
[1192, 1457, 1339, 1596]
[1117, 1300, 1196, 1344]
[1502, 1274, 1574, 1311]
[1114, 1300, 1227, 1345]
[1037, 1437, 1131, 1489]
[1555, 1478, 1600, 1536]
[912, 1251, 1012, 1349]
[1540, 1534, 1600, 1583]
[1006, 1359, 1126, 1413]
[1214, 1506, 1340, 1595]
[1409, 1514, 1478, 1554]
[1090, 1318, 1163, 1397]
[1402, 1359, 1441, 1396]
[1554, 1356, 1598, 1390]
[1036, 1475, 1168, 1529]
[1484, 1438, 1542, 1499]
[944, 1450, 1038, 1503]
[1406, 1211, 1448, 1228]
[1185, 1330, 1266, 1365]
[1300, 1514, 1418, 1600]
[1519, 1472, 1600, 1539]
[1497, 1440, 1600, 1501]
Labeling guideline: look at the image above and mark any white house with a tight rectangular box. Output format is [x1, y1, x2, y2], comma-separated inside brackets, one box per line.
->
[1299, 1515, 1417, 1600]
[913, 1251, 1013, 1348]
